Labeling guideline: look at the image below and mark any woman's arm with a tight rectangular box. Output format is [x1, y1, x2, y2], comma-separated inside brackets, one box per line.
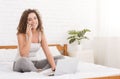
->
[41, 32, 56, 71]
[17, 24, 32, 57]
[17, 34, 31, 57]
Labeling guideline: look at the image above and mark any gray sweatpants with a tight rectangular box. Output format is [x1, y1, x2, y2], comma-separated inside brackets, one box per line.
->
[13, 55, 64, 72]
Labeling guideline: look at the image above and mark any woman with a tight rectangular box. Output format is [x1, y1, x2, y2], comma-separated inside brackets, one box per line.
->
[13, 9, 63, 72]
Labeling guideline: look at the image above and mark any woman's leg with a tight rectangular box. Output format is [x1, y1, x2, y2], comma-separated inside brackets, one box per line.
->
[13, 57, 37, 72]
[35, 55, 64, 70]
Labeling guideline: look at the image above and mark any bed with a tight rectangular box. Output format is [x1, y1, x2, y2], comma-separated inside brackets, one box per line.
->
[0, 44, 120, 79]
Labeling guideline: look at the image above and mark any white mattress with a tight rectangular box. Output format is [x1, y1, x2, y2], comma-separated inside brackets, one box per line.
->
[0, 49, 120, 79]
[0, 60, 120, 79]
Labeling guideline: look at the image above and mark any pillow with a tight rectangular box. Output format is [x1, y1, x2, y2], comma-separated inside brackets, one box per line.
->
[37, 46, 61, 60]
[0, 46, 61, 62]
[0, 49, 17, 62]
[49, 46, 61, 56]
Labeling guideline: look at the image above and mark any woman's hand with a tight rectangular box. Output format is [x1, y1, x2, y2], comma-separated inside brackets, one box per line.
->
[26, 24, 32, 39]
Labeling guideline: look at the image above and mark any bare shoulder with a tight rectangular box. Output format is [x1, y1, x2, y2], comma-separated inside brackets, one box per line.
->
[17, 33, 26, 42]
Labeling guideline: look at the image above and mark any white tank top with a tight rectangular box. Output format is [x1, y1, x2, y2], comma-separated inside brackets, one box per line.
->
[15, 43, 42, 61]
[15, 32, 42, 61]
[28, 43, 41, 60]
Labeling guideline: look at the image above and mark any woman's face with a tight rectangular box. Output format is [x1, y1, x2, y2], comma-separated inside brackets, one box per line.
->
[27, 12, 38, 30]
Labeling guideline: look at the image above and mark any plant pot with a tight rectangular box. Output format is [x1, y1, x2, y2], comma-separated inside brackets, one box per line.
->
[68, 42, 82, 57]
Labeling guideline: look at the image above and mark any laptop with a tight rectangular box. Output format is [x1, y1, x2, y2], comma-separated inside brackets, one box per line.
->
[48, 58, 79, 76]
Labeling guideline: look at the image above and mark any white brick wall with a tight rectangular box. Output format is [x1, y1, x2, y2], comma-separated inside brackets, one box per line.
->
[0, 0, 97, 45]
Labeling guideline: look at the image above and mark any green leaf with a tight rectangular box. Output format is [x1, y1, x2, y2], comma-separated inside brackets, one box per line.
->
[67, 28, 91, 44]
[67, 36, 75, 40]
[69, 38, 76, 44]
[68, 30, 77, 35]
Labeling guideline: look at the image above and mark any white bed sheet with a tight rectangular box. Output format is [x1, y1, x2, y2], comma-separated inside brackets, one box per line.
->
[0, 60, 120, 79]
[0, 48, 120, 79]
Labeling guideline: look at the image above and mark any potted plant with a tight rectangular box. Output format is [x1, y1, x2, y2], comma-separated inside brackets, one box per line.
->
[67, 29, 91, 56]
[67, 29, 91, 45]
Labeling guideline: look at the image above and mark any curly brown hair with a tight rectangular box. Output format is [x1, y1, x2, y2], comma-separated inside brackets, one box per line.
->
[17, 9, 43, 34]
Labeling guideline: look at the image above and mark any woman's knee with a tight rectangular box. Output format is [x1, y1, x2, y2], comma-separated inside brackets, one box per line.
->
[13, 57, 37, 72]
[54, 55, 64, 60]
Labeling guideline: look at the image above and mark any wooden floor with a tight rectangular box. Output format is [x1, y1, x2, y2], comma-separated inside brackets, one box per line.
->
[88, 75, 120, 79]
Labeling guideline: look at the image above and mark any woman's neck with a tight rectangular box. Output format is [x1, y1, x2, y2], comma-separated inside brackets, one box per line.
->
[32, 29, 38, 33]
